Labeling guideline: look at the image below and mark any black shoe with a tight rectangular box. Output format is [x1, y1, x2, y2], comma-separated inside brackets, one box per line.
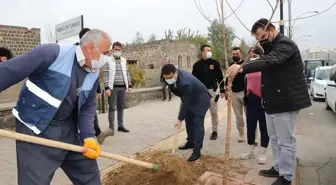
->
[210, 131, 218, 140]
[188, 150, 201, 161]
[272, 176, 291, 185]
[259, 167, 280, 178]
[178, 143, 194, 150]
[168, 97, 172, 101]
[162, 97, 167, 101]
[118, 127, 130, 132]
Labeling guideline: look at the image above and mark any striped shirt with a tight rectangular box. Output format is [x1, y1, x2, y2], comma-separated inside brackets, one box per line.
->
[103, 59, 132, 89]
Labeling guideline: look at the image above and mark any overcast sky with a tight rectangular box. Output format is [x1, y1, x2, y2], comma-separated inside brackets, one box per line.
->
[1, 0, 335, 50]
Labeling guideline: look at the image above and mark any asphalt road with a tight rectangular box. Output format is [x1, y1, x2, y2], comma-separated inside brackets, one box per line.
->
[296, 99, 336, 185]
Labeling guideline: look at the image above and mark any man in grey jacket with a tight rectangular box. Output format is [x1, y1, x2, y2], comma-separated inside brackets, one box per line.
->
[100, 42, 132, 142]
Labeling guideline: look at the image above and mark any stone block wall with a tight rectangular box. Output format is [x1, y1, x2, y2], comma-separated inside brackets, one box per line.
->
[0, 25, 40, 56]
[0, 25, 41, 104]
[123, 40, 200, 87]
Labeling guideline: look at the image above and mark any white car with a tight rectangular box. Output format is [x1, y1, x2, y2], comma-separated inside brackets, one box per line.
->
[310, 66, 332, 101]
[325, 65, 336, 112]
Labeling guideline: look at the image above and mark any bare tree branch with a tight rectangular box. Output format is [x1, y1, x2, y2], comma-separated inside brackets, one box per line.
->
[193, 0, 212, 22]
[267, 0, 274, 11]
[224, 0, 251, 34]
[224, 0, 245, 20]
[214, 0, 222, 21]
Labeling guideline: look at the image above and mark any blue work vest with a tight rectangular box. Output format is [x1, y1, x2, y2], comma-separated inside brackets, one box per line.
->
[12, 44, 99, 135]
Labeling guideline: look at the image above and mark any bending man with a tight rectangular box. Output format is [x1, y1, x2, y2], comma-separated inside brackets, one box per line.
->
[161, 64, 211, 161]
[0, 29, 111, 185]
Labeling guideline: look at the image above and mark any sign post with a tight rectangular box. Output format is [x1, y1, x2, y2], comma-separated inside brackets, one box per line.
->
[55, 15, 84, 43]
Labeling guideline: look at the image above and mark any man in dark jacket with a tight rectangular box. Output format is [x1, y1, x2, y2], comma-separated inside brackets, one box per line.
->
[192, 44, 225, 140]
[225, 47, 246, 142]
[162, 64, 211, 161]
[226, 18, 311, 185]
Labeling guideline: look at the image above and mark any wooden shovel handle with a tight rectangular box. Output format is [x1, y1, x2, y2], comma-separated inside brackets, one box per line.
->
[172, 127, 178, 154]
[0, 129, 159, 170]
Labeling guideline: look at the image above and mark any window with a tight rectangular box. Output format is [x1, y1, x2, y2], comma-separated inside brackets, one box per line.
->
[127, 60, 137, 65]
[187, 56, 191, 68]
[178, 55, 182, 68]
[148, 64, 154, 69]
[316, 69, 331, 80]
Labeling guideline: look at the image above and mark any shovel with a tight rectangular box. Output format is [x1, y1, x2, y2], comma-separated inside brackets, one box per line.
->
[0, 129, 160, 170]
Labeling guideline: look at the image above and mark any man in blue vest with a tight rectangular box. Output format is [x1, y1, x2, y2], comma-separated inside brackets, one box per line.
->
[161, 64, 211, 161]
[0, 29, 111, 185]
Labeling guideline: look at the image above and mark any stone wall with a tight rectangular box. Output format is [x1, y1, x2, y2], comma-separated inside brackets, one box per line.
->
[123, 40, 199, 87]
[0, 24, 41, 56]
[0, 25, 41, 104]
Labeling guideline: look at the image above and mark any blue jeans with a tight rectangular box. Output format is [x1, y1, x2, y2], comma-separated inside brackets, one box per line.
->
[266, 111, 298, 181]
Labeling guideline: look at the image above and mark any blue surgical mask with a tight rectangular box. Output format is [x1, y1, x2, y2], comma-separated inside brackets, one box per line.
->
[165, 78, 176, 85]
[113, 51, 122, 58]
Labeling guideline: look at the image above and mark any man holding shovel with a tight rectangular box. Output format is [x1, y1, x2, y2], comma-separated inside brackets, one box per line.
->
[161, 64, 211, 161]
[0, 29, 111, 185]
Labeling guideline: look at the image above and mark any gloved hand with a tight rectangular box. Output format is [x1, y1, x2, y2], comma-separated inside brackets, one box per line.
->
[82, 138, 100, 159]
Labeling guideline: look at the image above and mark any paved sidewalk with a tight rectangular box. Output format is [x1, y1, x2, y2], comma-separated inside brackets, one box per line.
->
[0, 97, 276, 185]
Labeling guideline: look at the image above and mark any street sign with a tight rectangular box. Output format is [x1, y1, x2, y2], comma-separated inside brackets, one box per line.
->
[55, 15, 84, 42]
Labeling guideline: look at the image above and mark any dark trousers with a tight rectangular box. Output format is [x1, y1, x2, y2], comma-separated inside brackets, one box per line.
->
[16, 119, 101, 185]
[162, 83, 172, 100]
[108, 87, 126, 129]
[185, 111, 205, 150]
[246, 93, 269, 148]
[94, 113, 101, 136]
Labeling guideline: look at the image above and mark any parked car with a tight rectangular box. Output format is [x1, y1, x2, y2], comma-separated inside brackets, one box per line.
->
[325, 65, 336, 112]
[310, 66, 332, 101]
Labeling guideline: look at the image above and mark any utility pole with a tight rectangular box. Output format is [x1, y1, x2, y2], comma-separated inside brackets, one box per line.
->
[279, 0, 285, 34]
[288, 0, 292, 39]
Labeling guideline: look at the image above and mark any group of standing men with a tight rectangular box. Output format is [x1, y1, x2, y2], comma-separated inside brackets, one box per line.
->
[0, 17, 311, 185]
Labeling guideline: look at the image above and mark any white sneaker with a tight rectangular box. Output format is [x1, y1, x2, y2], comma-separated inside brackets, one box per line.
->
[240, 145, 255, 160]
[257, 147, 268, 164]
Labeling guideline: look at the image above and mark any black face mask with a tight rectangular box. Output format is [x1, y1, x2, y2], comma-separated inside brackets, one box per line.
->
[232, 56, 241, 62]
[260, 39, 272, 52]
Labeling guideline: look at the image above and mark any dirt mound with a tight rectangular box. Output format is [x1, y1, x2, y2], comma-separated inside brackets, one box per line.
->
[103, 152, 248, 185]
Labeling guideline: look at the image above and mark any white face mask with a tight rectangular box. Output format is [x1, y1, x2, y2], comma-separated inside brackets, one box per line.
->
[250, 58, 257, 61]
[91, 45, 110, 70]
[165, 78, 176, 85]
[113, 51, 122, 57]
[206, 51, 212, 59]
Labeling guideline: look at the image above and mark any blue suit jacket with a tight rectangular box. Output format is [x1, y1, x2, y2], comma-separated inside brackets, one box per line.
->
[169, 69, 211, 121]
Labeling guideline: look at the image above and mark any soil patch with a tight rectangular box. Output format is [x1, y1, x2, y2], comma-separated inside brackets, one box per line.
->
[103, 151, 249, 185]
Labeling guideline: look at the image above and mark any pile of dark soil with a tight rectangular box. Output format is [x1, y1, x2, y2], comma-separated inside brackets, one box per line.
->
[103, 152, 248, 185]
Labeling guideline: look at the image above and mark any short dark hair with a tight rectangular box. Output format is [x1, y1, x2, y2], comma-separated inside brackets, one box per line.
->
[200, 44, 211, 52]
[251, 18, 275, 34]
[161, 64, 176, 75]
[249, 45, 264, 55]
[79, 28, 91, 39]
[232, 46, 241, 51]
[112, 42, 122, 49]
[0, 47, 13, 59]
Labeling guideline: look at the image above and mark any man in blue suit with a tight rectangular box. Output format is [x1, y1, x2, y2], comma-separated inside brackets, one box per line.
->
[161, 64, 211, 161]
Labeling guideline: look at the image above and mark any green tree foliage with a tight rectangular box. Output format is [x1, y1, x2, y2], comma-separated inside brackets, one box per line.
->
[127, 64, 145, 87]
[164, 29, 174, 40]
[147, 33, 157, 43]
[207, 19, 235, 68]
[239, 38, 249, 59]
[132, 31, 145, 44]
